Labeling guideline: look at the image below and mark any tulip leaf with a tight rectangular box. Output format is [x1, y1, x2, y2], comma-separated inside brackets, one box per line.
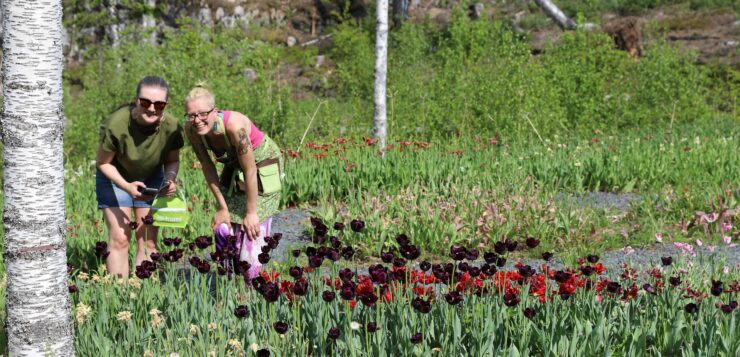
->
[508, 344, 520, 357]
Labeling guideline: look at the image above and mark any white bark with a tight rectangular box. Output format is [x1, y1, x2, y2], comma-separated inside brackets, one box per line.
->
[1, 1, 74, 356]
[142, 0, 157, 44]
[373, 0, 389, 150]
[107, 0, 119, 46]
[533, 0, 576, 30]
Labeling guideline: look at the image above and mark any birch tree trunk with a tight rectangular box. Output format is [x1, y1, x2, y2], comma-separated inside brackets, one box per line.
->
[142, 0, 157, 44]
[373, 0, 389, 150]
[533, 0, 576, 30]
[106, 0, 120, 46]
[1, 1, 75, 356]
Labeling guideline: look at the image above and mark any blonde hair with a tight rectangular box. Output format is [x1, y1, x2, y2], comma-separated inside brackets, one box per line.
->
[185, 82, 215, 108]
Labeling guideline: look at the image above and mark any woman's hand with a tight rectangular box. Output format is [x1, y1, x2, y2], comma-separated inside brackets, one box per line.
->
[242, 213, 261, 241]
[128, 181, 148, 200]
[160, 179, 177, 196]
[212, 208, 231, 231]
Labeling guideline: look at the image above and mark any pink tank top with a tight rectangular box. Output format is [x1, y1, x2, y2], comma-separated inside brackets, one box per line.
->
[222, 110, 264, 149]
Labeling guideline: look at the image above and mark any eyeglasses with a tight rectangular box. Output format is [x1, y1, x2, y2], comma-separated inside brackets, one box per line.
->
[137, 97, 168, 111]
[185, 108, 215, 121]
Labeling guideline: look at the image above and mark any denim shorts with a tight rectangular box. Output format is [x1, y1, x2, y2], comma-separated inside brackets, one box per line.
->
[96, 169, 164, 208]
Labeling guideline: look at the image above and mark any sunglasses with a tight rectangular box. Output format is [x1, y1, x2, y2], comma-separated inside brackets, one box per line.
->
[137, 97, 168, 111]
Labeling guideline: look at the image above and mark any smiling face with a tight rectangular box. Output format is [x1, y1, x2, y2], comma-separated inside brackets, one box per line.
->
[185, 98, 216, 136]
[132, 86, 168, 126]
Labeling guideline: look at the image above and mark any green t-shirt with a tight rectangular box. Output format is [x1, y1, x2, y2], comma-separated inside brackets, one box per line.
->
[99, 106, 185, 182]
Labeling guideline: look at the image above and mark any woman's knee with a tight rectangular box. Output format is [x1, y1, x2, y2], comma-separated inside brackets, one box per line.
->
[109, 230, 130, 250]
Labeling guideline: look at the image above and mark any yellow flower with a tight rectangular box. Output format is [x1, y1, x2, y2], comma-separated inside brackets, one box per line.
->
[248, 342, 258, 352]
[207, 352, 216, 357]
[91, 274, 101, 284]
[75, 302, 92, 324]
[143, 350, 154, 357]
[77, 272, 89, 281]
[128, 277, 142, 289]
[116, 310, 132, 322]
[189, 324, 199, 335]
[130, 292, 137, 300]
[207, 322, 217, 332]
[228, 339, 243, 351]
[149, 309, 164, 328]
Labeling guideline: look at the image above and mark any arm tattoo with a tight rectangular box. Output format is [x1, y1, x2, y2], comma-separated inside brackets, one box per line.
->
[237, 127, 253, 156]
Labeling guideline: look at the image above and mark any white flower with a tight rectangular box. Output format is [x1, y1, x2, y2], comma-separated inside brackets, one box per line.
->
[350, 321, 361, 330]
[116, 311, 132, 322]
[248, 342, 258, 352]
[75, 302, 92, 324]
[190, 324, 199, 335]
[655, 233, 663, 243]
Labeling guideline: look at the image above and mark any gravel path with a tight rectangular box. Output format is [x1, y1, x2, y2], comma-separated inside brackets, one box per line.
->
[270, 204, 740, 276]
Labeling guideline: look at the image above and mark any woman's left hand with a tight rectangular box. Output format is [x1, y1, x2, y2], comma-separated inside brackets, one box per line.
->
[242, 213, 261, 241]
[161, 179, 177, 196]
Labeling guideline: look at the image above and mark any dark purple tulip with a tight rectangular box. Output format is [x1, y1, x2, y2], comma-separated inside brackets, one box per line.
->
[309, 255, 323, 268]
[292, 249, 301, 257]
[274, 321, 288, 334]
[469, 267, 481, 277]
[210, 251, 224, 262]
[313, 221, 328, 237]
[457, 262, 469, 272]
[173, 237, 182, 246]
[523, 307, 536, 319]
[661, 256, 672, 266]
[333, 222, 345, 231]
[494, 241, 506, 254]
[366, 322, 378, 332]
[518, 265, 535, 278]
[400, 245, 421, 260]
[197, 262, 211, 274]
[289, 266, 303, 279]
[217, 266, 227, 276]
[731, 301, 738, 309]
[542, 252, 553, 261]
[272, 233, 283, 242]
[560, 293, 571, 300]
[419, 261, 431, 272]
[340, 285, 355, 300]
[445, 291, 463, 305]
[129, 221, 139, 230]
[237, 261, 251, 275]
[68, 285, 78, 293]
[450, 246, 466, 261]
[252, 276, 266, 289]
[669, 276, 681, 287]
[322, 290, 336, 302]
[189, 256, 202, 267]
[359, 293, 378, 307]
[684, 303, 699, 314]
[350, 219, 365, 232]
[310, 217, 323, 227]
[606, 282, 621, 294]
[328, 327, 340, 340]
[163, 238, 174, 246]
[503, 292, 520, 307]
[586, 255, 599, 264]
[525, 237, 540, 249]
[150, 252, 162, 262]
[188, 242, 196, 251]
[410, 333, 423, 344]
[369, 266, 388, 284]
[495, 257, 507, 268]
[293, 279, 308, 296]
[505, 240, 518, 252]
[94, 241, 108, 257]
[711, 280, 723, 296]
[327, 248, 341, 262]
[259, 283, 280, 303]
[135, 266, 151, 279]
[483, 252, 497, 264]
[256, 349, 270, 357]
[466, 249, 479, 261]
[341, 247, 355, 260]
[643, 283, 655, 294]
[554, 271, 571, 283]
[721, 304, 734, 314]
[330, 236, 341, 248]
[266, 237, 278, 249]
[258, 253, 271, 264]
[338, 268, 354, 282]
[580, 265, 595, 276]
[481, 263, 497, 276]
[234, 305, 248, 318]
[305, 247, 317, 257]
[67, 264, 74, 275]
[395, 234, 410, 247]
[380, 252, 394, 263]
[393, 257, 406, 268]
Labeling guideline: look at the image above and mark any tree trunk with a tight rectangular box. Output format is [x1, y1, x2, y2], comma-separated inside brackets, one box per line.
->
[374, 0, 389, 151]
[1, 1, 75, 356]
[106, 0, 120, 46]
[142, 0, 157, 44]
[392, 0, 407, 28]
[533, 0, 576, 30]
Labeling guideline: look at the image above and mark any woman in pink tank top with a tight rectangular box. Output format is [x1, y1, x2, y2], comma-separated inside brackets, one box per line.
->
[183, 85, 284, 278]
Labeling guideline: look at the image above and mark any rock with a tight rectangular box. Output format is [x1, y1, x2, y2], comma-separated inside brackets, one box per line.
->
[286, 36, 297, 47]
[215, 7, 225, 22]
[469, 3, 484, 20]
[315, 55, 325, 68]
[233, 6, 245, 18]
[198, 7, 213, 26]
[244, 68, 258, 83]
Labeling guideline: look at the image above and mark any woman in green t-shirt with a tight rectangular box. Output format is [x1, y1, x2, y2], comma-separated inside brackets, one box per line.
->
[95, 76, 184, 278]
